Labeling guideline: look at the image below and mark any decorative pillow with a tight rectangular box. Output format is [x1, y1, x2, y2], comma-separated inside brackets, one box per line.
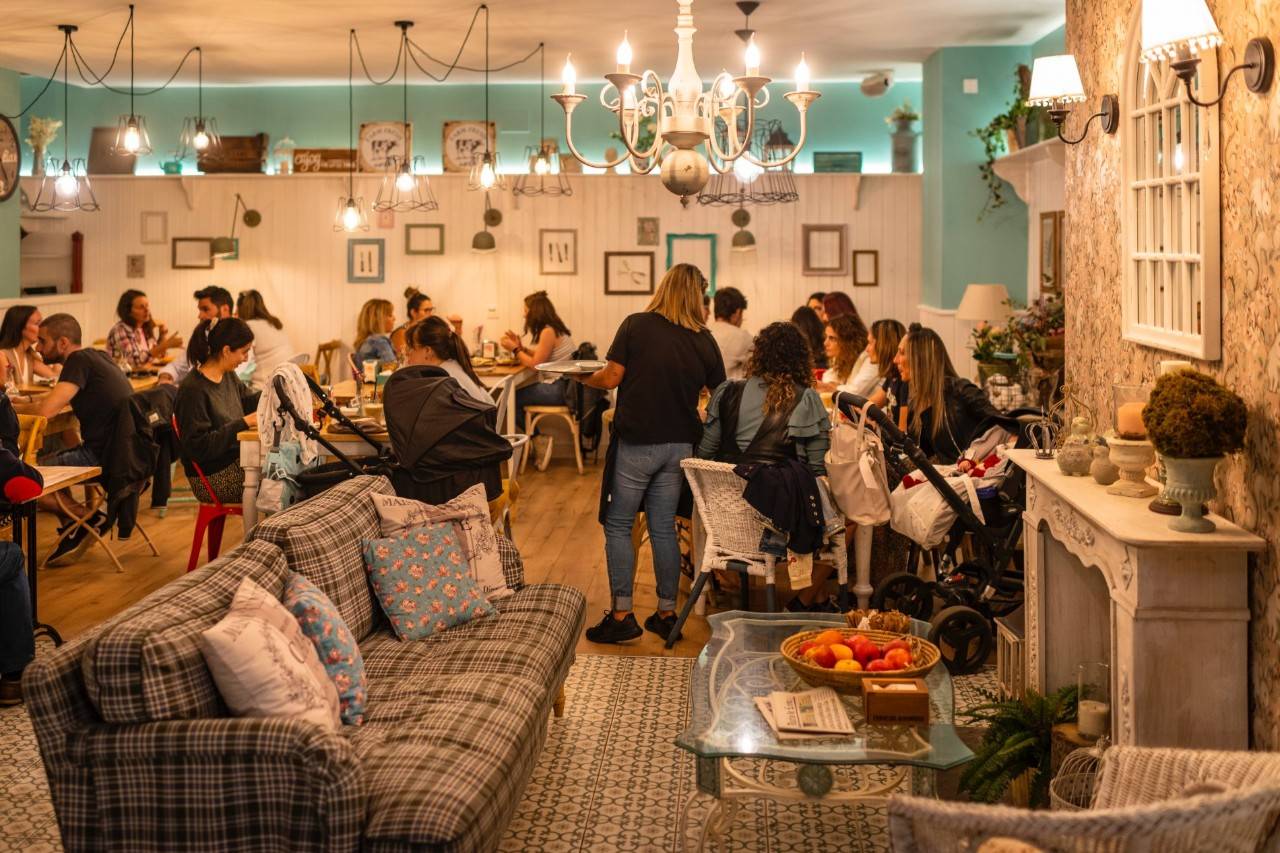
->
[199, 615, 339, 730]
[495, 532, 525, 591]
[282, 573, 368, 726]
[362, 523, 497, 640]
[371, 485, 512, 600]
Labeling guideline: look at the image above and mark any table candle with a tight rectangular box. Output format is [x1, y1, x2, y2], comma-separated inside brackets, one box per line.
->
[1116, 401, 1146, 438]
[1159, 359, 1192, 376]
[1078, 699, 1110, 739]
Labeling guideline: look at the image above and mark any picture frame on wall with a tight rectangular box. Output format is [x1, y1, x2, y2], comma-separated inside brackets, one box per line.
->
[348, 238, 386, 284]
[140, 211, 167, 245]
[666, 233, 718, 292]
[539, 229, 578, 275]
[405, 223, 445, 255]
[442, 121, 496, 173]
[125, 254, 145, 279]
[853, 250, 879, 287]
[1040, 210, 1063, 293]
[171, 238, 214, 270]
[802, 224, 848, 276]
[637, 217, 660, 246]
[359, 122, 411, 173]
[813, 151, 863, 173]
[605, 252, 656, 295]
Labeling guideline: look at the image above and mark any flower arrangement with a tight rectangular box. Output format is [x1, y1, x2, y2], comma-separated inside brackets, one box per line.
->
[1143, 370, 1247, 459]
[886, 100, 920, 127]
[25, 116, 61, 151]
[1008, 295, 1065, 356]
[968, 322, 1018, 364]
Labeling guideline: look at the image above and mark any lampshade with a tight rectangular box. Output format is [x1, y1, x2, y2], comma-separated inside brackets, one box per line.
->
[1027, 55, 1088, 106]
[1142, 0, 1223, 62]
[956, 284, 1011, 323]
[471, 230, 497, 253]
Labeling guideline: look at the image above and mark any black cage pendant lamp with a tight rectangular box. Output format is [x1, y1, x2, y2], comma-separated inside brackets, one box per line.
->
[374, 21, 439, 212]
[334, 30, 370, 232]
[31, 25, 99, 213]
[110, 4, 153, 157]
[468, 5, 506, 192]
[179, 47, 221, 159]
[512, 44, 572, 198]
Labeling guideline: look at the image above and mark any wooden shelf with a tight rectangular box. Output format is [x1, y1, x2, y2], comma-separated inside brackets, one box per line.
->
[991, 138, 1066, 204]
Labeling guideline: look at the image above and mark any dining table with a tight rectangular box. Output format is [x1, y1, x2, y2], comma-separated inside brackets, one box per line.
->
[14, 374, 161, 438]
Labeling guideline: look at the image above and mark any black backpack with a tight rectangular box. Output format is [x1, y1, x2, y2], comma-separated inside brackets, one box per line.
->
[566, 342, 611, 456]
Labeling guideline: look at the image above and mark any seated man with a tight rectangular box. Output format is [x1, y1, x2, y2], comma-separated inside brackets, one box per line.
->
[159, 285, 234, 386]
[16, 313, 134, 565]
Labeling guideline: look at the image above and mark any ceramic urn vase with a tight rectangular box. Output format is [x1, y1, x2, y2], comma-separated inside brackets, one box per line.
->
[1161, 456, 1222, 533]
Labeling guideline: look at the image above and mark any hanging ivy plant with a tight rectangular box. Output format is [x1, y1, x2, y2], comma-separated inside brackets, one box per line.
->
[971, 64, 1047, 220]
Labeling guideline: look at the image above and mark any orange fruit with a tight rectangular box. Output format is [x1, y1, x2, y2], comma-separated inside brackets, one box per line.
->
[829, 643, 854, 662]
[796, 640, 819, 655]
[833, 659, 862, 672]
[883, 648, 912, 669]
[814, 629, 845, 647]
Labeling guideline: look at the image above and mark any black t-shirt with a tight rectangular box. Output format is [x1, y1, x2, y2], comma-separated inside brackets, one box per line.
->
[607, 312, 726, 445]
[60, 348, 134, 456]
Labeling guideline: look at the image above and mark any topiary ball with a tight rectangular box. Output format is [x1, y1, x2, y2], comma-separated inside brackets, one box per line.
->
[1142, 370, 1246, 458]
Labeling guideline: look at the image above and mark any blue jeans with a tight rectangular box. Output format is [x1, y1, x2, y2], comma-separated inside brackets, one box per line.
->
[604, 440, 692, 612]
[515, 378, 569, 434]
[50, 444, 99, 467]
[0, 542, 33, 675]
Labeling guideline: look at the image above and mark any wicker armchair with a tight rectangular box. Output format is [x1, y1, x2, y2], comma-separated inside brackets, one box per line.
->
[888, 746, 1280, 853]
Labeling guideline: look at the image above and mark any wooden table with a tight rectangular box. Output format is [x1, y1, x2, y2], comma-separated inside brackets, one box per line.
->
[1, 465, 101, 646]
[12, 375, 160, 443]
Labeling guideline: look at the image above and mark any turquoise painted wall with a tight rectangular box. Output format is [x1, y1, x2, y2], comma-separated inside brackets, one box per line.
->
[922, 46, 1031, 310]
[0, 70, 18, 298]
[14, 77, 922, 176]
[1032, 26, 1067, 62]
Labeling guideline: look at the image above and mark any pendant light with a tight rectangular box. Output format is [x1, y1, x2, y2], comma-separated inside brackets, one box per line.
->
[730, 207, 756, 252]
[374, 21, 438, 212]
[31, 25, 99, 213]
[468, 6, 506, 192]
[334, 30, 369, 232]
[110, 5, 153, 157]
[179, 47, 221, 159]
[512, 44, 572, 197]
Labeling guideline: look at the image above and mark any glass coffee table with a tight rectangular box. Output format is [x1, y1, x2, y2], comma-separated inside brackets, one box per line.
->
[675, 611, 974, 851]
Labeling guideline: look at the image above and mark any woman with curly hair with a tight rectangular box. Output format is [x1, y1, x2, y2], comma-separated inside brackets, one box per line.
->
[698, 321, 830, 475]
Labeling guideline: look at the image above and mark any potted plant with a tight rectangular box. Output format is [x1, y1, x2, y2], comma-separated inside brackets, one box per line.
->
[959, 685, 1078, 808]
[886, 99, 920, 133]
[610, 117, 657, 172]
[971, 65, 1049, 218]
[969, 322, 1020, 384]
[1008, 295, 1065, 371]
[887, 100, 921, 173]
[1142, 370, 1247, 533]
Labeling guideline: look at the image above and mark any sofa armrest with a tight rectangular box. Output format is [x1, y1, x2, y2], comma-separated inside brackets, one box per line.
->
[64, 717, 364, 853]
[1093, 746, 1280, 810]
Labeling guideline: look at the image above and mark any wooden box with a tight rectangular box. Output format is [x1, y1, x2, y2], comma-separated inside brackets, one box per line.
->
[862, 678, 930, 725]
[199, 133, 268, 174]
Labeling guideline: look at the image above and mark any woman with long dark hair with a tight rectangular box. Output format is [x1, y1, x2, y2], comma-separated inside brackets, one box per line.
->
[0, 305, 58, 389]
[789, 305, 828, 370]
[107, 289, 181, 368]
[403, 316, 490, 405]
[174, 318, 260, 504]
[500, 291, 576, 469]
[236, 290, 297, 390]
[391, 287, 435, 354]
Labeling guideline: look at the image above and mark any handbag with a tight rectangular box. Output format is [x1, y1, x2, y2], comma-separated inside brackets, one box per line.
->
[889, 468, 986, 550]
[257, 436, 309, 515]
[824, 400, 891, 525]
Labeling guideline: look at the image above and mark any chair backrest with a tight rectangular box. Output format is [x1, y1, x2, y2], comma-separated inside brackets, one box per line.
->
[491, 379, 511, 436]
[680, 458, 768, 557]
[504, 433, 530, 486]
[887, 786, 1280, 853]
[17, 414, 47, 465]
[1092, 746, 1280, 810]
[314, 340, 342, 384]
[299, 363, 320, 385]
[170, 415, 226, 509]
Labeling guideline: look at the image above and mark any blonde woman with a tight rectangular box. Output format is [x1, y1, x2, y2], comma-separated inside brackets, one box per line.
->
[577, 263, 726, 644]
[354, 299, 396, 365]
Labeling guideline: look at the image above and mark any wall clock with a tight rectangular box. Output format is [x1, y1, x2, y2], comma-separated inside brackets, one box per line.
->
[442, 121, 495, 173]
[0, 116, 20, 203]
[359, 122, 411, 173]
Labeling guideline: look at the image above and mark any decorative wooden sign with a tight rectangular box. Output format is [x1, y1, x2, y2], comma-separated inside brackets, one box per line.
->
[293, 148, 355, 173]
[198, 133, 268, 174]
[442, 121, 495, 173]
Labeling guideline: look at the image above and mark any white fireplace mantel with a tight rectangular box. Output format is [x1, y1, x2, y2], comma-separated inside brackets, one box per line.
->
[1009, 450, 1264, 749]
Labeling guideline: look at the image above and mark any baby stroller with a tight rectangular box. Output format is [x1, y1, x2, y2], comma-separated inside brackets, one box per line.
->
[834, 391, 1042, 675]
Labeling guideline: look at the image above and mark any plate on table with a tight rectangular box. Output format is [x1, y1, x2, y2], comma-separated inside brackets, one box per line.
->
[535, 360, 606, 376]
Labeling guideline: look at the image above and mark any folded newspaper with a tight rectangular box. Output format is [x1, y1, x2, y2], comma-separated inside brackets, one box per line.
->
[756, 687, 855, 737]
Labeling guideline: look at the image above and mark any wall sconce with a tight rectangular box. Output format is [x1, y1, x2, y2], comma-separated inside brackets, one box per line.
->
[212, 193, 261, 259]
[1142, 0, 1273, 106]
[1027, 55, 1118, 144]
[471, 201, 502, 254]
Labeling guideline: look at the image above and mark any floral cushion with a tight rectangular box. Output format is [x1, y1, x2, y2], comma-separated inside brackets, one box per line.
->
[361, 523, 497, 641]
[282, 572, 368, 726]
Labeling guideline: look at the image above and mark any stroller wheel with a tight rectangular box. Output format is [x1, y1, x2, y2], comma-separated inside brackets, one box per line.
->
[871, 572, 934, 621]
[928, 606, 993, 675]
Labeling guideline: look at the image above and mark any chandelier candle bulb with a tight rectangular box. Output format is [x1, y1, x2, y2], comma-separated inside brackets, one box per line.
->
[795, 54, 811, 92]
[562, 55, 576, 96]
[617, 33, 633, 75]
[744, 35, 761, 77]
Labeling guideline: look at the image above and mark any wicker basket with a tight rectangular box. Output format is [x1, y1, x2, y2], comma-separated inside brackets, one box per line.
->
[780, 628, 941, 695]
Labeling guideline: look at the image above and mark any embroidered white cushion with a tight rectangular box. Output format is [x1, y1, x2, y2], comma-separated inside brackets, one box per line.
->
[371, 484, 512, 600]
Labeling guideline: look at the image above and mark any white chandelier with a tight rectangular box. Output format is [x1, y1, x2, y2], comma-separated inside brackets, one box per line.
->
[553, 0, 819, 203]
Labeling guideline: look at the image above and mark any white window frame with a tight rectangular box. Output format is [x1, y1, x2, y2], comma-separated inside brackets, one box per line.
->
[1121, 4, 1221, 360]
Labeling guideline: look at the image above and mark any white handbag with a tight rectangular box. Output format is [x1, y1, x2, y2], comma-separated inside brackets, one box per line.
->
[889, 469, 986, 550]
[825, 401, 892, 526]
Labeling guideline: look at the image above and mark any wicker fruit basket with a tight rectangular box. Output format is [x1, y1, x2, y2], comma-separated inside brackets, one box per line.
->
[780, 628, 941, 695]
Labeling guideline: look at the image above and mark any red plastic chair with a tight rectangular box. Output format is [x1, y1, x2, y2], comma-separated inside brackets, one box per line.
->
[171, 415, 244, 572]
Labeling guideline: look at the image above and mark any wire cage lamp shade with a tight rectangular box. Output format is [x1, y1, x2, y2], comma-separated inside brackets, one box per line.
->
[512, 43, 572, 198]
[179, 47, 221, 158]
[110, 5, 153, 157]
[334, 196, 370, 232]
[468, 7, 506, 193]
[31, 25, 99, 212]
[698, 119, 798, 206]
[375, 154, 439, 212]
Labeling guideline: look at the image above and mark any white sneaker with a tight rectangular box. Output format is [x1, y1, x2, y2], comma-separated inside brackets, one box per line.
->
[534, 435, 554, 471]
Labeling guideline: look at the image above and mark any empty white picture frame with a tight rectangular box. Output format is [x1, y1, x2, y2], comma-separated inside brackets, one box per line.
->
[140, 211, 167, 245]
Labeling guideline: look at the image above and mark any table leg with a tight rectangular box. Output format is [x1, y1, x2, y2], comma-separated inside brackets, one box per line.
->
[241, 464, 260, 532]
[16, 503, 61, 647]
[505, 374, 519, 436]
[854, 523, 874, 610]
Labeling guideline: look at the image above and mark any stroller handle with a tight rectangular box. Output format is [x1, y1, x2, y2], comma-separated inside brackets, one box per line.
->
[299, 371, 388, 457]
[272, 375, 364, 477]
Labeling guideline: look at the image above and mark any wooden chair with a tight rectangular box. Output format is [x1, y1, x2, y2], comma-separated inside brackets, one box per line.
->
[17, 415, 47, 465]
[487, 434, 529, 541]
[299, 363, 320, 385]
[314, 340, 343, 384]
[171, 415, 243, 572]
[521, 406, 583, 475]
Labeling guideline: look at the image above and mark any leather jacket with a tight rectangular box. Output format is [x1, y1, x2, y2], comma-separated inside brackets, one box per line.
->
[915, 377, 1019, 464]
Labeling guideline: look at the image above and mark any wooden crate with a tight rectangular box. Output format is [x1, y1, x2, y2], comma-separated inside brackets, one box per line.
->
[995, 609, 1026, 700]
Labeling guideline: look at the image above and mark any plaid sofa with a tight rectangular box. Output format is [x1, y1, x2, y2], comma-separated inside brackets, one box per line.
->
[25, 475, 586, 853]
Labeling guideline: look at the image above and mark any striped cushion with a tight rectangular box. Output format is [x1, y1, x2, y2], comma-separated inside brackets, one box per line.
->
[80, 540, 289, 724]
[252, 475, 395, 641]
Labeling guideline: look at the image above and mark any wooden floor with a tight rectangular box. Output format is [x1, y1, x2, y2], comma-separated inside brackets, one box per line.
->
[32, 453, 724, 658]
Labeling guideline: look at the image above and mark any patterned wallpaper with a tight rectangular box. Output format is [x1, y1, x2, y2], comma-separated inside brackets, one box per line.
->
[1065, 0, 1280, 747]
